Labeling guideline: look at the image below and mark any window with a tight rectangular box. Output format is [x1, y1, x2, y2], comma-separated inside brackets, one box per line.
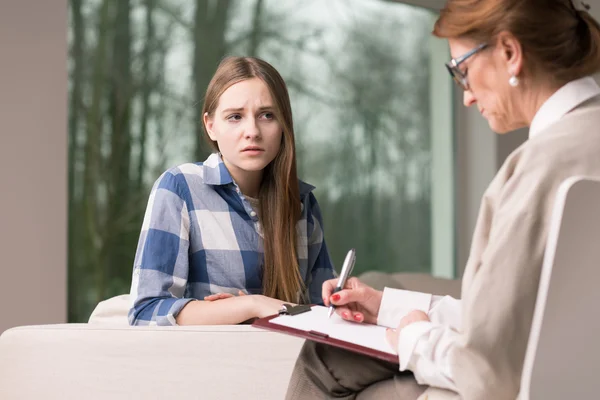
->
[68, 0, 454, 322]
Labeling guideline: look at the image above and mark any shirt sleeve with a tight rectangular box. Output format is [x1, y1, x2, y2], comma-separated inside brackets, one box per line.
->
[429, 295, 462, 330]
[377, 289, 462, 329]
[377, 287, 433, 328]
[376, 287, 462, 391]
[305, 193, 336, 305]
[395, 295, 462, 392]
[397, 321, 460, 391]
[128, 171, 195, 326]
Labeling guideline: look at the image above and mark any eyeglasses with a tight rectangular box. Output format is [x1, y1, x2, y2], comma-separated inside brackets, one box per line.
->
[445, 43, 488, 91]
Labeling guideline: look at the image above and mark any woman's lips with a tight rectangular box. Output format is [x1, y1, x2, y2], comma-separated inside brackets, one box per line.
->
[242, 147, 264, 155]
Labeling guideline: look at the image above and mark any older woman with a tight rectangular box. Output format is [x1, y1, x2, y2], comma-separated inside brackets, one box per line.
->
[285, 1, 600, 399]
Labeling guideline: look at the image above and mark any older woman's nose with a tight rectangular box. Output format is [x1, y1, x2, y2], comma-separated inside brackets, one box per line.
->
[463, 89, 476, 107]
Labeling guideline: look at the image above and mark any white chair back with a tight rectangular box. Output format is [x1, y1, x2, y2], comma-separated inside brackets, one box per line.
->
[521, 176, 600, 399]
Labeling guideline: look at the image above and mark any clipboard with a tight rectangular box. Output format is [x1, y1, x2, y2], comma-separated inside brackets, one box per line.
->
[252, 305, 399, 364]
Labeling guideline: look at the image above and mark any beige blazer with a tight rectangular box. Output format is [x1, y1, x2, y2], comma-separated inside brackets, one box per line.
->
[421, 96, 600, 400]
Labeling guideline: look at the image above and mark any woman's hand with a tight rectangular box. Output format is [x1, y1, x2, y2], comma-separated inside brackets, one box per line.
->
[323, 277, 383, 324]
[203, 290, 246, 301]
[202, 291, 290, 319]
[252, 295, 290, 318]
[385, 310, 430, 350]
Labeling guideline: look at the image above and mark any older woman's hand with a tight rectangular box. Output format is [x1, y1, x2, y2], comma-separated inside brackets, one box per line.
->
[323, 277, 383, 324]
[385, 310, 430, 350]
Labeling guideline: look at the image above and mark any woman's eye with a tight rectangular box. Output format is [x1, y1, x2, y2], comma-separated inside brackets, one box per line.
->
[260, 112, 274, 120]
[226, 114, 242, 121]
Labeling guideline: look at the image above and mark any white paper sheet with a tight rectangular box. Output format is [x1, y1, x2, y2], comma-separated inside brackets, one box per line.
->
[269, 305, 397, 355]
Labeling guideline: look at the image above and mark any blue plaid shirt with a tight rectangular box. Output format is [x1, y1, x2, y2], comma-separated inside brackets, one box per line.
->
[129, 153, 335, 326]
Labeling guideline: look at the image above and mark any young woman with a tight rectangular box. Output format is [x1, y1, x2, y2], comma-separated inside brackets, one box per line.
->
[128, 56, 335, 326]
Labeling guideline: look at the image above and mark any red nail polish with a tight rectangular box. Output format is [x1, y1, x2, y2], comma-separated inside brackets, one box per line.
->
[353, 314, 362, 321]
[332, 294, 341, 302]
[342, 312, 349, 318]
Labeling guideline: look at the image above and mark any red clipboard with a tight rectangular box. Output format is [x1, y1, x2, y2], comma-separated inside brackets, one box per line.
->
[252, 311, 399, 365]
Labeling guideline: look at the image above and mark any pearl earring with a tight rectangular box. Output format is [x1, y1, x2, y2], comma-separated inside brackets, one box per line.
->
[509, 75, 519, 87]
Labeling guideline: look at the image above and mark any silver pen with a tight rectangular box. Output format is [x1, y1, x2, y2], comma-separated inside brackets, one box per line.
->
[327, 248, 356, 318]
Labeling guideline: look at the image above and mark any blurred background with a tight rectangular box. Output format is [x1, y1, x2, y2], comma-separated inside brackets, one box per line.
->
[67, 0, 454, 322]
[4, 0, 534, 333]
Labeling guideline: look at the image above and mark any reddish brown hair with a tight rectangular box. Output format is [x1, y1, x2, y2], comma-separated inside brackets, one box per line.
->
[202, 57, 303, 303]
[433, 0, 600, 84]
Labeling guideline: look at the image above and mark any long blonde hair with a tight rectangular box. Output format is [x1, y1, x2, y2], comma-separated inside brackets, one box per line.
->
[201, 56, 304, 303]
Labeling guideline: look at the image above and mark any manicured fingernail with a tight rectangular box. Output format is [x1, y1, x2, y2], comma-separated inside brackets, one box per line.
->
[332, 294, 341, 302]
[342, 312, 349, 318]
[353, 314, 362, 322]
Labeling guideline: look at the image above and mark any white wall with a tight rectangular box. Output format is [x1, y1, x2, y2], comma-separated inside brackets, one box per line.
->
[429, 36, 455, 278]
[0, 0, 68, 334]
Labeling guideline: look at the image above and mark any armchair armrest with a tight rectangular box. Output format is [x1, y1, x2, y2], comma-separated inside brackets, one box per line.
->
[0, 323, 304, 399]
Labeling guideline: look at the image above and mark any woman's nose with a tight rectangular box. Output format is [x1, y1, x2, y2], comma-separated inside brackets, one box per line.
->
[244, 119, 261, 139]
[463, 89, 476, 107]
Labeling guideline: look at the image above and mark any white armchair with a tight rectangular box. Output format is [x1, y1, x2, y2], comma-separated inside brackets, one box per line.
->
[520, 177, 600, 399]
[0, 273, 460, 400]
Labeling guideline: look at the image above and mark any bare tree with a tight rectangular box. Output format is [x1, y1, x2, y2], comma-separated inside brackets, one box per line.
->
[193, 0, 232, 161]
[248, 0, 264, 56]
[137, 0, 157, 191]
[82, 0, 111, 311]
[103, 0, 134, 303]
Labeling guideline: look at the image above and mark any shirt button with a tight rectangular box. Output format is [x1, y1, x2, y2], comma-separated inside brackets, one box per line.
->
[250, 211, 257, 217]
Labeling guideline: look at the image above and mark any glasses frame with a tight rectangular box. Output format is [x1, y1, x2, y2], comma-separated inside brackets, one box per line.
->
[445, 43, 488, 91]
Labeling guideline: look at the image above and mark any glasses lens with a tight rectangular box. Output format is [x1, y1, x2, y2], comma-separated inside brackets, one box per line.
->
[445, 63, 468, 91]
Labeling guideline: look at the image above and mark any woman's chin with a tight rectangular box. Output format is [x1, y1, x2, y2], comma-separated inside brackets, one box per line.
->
[237, 158, 272, 172]
[489, 119, 526, 135]
[487, 118, 510, 134]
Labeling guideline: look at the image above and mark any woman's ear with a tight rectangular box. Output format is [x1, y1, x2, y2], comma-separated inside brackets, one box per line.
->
[497, 31, 523, 77]
[203, 112, 217, 141]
